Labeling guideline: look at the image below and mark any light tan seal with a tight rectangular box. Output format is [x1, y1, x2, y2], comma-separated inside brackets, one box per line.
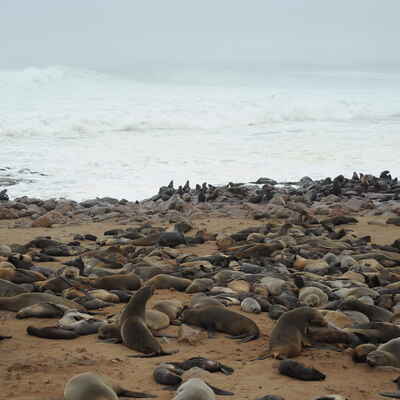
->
[0, 293, 84, 312]
[299, 287, 328, 307]
[182, 305, 259, 342]
[367, 337, 400, 367]
[120, 286, 178, 357]
[173, 378, 215, 400]
[64, 372, 156, 400]
[258, 306, 327, 359]
[153, 299, 184, 323]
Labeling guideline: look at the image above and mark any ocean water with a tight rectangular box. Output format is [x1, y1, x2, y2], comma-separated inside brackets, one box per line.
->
[1, 65, 400, 201]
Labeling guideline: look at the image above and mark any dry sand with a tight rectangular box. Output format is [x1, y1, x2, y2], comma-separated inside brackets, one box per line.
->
[1, 216, 399, 400]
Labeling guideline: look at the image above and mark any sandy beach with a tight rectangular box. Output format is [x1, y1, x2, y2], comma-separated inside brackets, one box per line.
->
[1, 190, 400, 400]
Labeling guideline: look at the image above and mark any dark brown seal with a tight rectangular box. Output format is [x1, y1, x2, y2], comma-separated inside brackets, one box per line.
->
[27, 326, 79, 339]
[120, 286, 178, 357]
[278, 359, 325, 381]
[258, 306, 327, 359]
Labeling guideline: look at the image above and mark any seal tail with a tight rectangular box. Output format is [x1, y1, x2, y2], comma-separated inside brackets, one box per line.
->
[380, 393, 400, 399]
[206, 383, 234, 396]
[119, 390, 157, 398]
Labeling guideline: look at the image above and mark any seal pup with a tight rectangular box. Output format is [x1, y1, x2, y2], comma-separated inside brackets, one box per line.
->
[173, 357, 234, 375]
[153, 300, 184, 324]
[367, 338, 400, 367]
[352, 343, 377, 363]
[121, 286, 178, 357]
[64, 372, 156, 400]
[299, 287, 328, 307]
[258, 306, 327, 359]
[278, 359, 325, 381]
[181, 305, 259, 342]
[172, 378, 215, 400]
[241, 297, 261, 314]
[154, 363, 183, 386]
[27, 326, 79, 339]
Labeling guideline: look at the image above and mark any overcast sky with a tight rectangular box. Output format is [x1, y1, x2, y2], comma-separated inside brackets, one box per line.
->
[0, 1, 399, 71]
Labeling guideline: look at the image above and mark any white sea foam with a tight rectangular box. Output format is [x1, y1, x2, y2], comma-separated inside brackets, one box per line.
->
[1, 66, 400, 200]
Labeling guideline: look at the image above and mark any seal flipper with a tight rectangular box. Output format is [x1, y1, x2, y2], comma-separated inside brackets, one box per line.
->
[0, 335, 11, 340]
[152, 332, 178, 339]
[206, 383, 234, 396]
[128, 349, 179, 358]
[380, 393, 400, 399]
[239, 335, 258, 343]
[119, 389, 157, 398]
[98, 338, 122, 344]
[219, 363, 234, 375]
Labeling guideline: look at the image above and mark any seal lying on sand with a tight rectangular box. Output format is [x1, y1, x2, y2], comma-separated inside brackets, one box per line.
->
[172, 378, 215, 400]
[181, 305, 259, 342]
[367, 338, 400, 367]
[16, 302, 68, 319]
[64, 372, 156, 400]
[0, 293, 84, 312]
[27, 326, 79, 339]
[278, 359, 325, 381]
[258, 306, 327, 359]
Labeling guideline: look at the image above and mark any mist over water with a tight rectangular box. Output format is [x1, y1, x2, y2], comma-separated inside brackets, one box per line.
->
[1, 1, 399, 200]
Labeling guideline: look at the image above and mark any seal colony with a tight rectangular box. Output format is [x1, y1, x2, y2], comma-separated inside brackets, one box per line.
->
[1, 171, 400, 399]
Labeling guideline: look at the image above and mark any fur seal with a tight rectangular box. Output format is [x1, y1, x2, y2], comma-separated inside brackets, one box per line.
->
[186, 278, 214, 293]
[190, 294, 225, 309]
[241, 297, 261, 314]
[278, 359, 325, 381]
[176, 357, 234, 375]
[258, 306, 327, 359]
[27, 326, 79, 339]
[121, 286, 178, 357]
[181, 305, 259, 342]
[299, 287, 328, 307]
[16, 302, 68, 319]
[352, 343, 377, 363]
[153, 300, 184, 323]
[64, 372, 156, 400]
[146, 309, 170, 330]
[339, 299, 393, 322]
[154, 363, 183, 386]
[367, 338, 400, 367]
[0, 293, 84, 311]
[145, 274, 191, 291]
[173, 378, 215, 400]
[346, 322, 400, 344]
[58, 310, 106, 335]
[89, 272, 141, 291]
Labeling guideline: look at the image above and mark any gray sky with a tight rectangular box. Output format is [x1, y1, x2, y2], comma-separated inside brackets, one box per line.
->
[1, 1, 399, 71]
